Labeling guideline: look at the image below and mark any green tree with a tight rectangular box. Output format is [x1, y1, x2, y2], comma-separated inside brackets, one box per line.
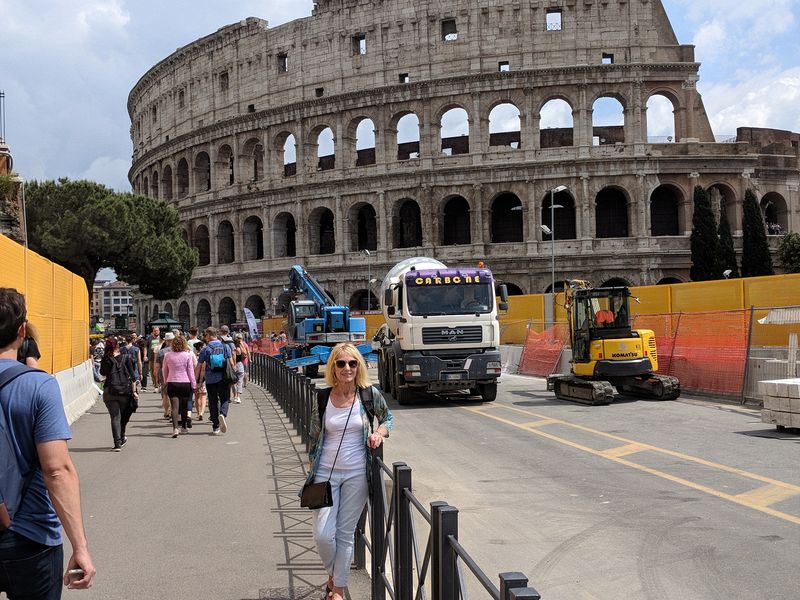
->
[716, 205, 739, 278]
[741, 188, 774, 277]
[26, 178, 197, 298]
[777, 232, 800, 273]
[689, 185, 721, 281]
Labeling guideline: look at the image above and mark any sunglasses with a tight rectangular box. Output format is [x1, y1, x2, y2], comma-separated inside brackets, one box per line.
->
[335, 359, 359, 369]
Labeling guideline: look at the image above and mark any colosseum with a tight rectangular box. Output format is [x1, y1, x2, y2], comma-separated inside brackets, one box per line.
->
[128, 0, 800, 329]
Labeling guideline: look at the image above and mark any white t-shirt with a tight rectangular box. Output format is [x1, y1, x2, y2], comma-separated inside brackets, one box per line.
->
[318, 397, 365, 475]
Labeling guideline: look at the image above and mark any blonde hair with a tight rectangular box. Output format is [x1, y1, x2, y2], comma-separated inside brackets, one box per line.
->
[325, 343, 371, 389]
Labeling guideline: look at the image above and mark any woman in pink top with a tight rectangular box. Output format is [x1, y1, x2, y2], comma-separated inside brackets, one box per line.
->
[161, 335, 197, 438]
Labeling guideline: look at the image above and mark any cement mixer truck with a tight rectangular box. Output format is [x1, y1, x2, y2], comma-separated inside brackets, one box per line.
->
[373, 257, 509, 404]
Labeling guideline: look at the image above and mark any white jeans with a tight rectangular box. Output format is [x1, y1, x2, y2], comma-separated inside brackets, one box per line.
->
[312, 468, 368, 588]
[234, 362, 245, 395]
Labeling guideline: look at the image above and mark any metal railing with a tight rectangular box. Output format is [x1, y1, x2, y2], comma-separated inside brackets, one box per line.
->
[249, 352, 541, 599]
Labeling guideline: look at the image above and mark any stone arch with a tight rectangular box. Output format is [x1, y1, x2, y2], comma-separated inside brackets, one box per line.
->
[196, 299, 212, 330]
[242, 137, 264, 181]
[142, 176, 149, 197]
[218, 297, 237, 328]
[150, 170, 159, 198]
[244, 295, 266, 319]
[163, 302, 173, 317]
[707, 183, 738, 230]
[657, 276, 683, 285]
[216, 144, 235, 187]
[646, 93, 677, 142]
[178, 301, 190, 326]
[273, 212, 297, 258]
[591, 96, 625, 145]
[275, 131, 297, 177]
[308, 207, 336, 254]
[217, 220, 235, 264]
[194, 225, 210, 266]
[600, 277, 633, 287]
[349, 289, 378, 311]
[393, 112, 420, 160]
[393, 199, 423, 248]
[161, 165, 173, 200]
[490, 192, 523, 243]
[761, 192, 788, 235]
[348, 117, 376, 167]
[539, 97, 574, 148]
[650, 184, 683, 236]
[349, 203, 377, 251]
[442, 195, 471, 245]
[595, 187, 629, 238]
[541, 189, 577, 240]
[311, 125, 335, 171]
[488, 102, 521, 149]
[243, 215, 264, 261]
[194, 151, 211, 192]
[143, 305, 149, 328]
[504, 282, 525, 295]
[439, 106, 470, 156]
[176, 158, 189, 198]
[152, 303, 159, 318]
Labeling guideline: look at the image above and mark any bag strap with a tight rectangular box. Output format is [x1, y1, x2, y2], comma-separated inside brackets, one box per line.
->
[359, 387, 376, 432]
[322, 391, 356, 482]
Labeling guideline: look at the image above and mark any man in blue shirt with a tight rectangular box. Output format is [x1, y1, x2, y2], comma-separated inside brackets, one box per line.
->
[0, 288, 96, 597]
[197, 327, 234, 435]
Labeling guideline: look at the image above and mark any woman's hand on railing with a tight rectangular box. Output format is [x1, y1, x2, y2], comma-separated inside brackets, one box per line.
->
[367, 431, 385, 449]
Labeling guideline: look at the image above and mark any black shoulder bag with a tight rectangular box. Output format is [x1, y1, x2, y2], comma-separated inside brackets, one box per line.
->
[300, 391, 356, 510]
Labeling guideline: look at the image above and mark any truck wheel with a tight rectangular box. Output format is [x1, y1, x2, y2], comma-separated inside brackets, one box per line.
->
[304, 364, 319, 378]
[395, 386, 413, 405]
[469, 387, 479, 397]
[478, 382, 497, 402]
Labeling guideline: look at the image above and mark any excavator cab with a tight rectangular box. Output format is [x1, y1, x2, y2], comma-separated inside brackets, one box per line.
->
[571, 287, 632, 362]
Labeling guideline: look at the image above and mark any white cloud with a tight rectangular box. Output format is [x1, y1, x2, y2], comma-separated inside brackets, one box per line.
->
[77, 156, 132, 192]
[77, 0, 130, 32]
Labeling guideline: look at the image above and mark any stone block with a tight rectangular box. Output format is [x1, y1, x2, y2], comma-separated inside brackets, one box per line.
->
[789, 397, 800, 413]
[763, 395, 789, 412]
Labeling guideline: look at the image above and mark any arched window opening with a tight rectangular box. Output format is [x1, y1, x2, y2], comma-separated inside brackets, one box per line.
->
[242, 138, 264, 181]
[646, 94, 677, 143]
[150, 171, 159, 198]
[245, 295, 266, 319]
[310, 208, 336, 254]
[161, 166, 173, 200]
[218, 297, 237, 328]
[143, 306, 149, 328]
[541, 190, 577, 240]
[650, 185, 681, 236]
[217, 145, 235, 187]
[176, 159, 189, 198]
[544, 282, 567, 294]
[489, 103, 521, 149]
[349, 290, 378, 311]
[194, 225, 210, 266]
[279, 133, 297, 177]
[194, 152, 211, 192]
[355, 119, 376, 166]
[317, 127, 335, 171]
[397, 113, 420, 160]
[163, 302, 173, 317]
[351, 204, 377, 251]
[595, 188, 629, 238]
[196, 299, 212, 331]
[504, 282, 525, 296]
[707, 184, 737, 231]
[142, 176, 149, 197]
[178, 301, 190, 326]
[152, 304, 159, 319]
[592, 97, 625, 145]
[440, 107, 469, 156]
[394, 200, 423, 248]
[442, 196, 471, 245]
[657, 277, 682, 285]
[273, 213, 297, 258]
[243, 216, 264, 261]
[761, 192, 788, 235]
[217, 220, 235, 264]
[539, 99, 574, 148]
[600, 277, 632, 287]
[490, 193, 523, 243]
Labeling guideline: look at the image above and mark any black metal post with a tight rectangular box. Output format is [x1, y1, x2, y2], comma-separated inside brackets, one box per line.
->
[430, 501, 448, 600]
[439, 506, 459, 600]
[509, 588, 542, 600]
[354, 506, 367, 570]
[371, 445, 386, 600]
[393, 463, 412, 600]
[500, 572, 529, 600]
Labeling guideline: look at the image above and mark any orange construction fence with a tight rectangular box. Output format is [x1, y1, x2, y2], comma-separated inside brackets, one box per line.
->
[250, 339, 286, 356]
[518, 323, 569, 378]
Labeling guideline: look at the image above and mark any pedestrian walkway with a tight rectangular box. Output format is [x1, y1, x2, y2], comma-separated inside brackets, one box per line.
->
[66, 383, 369, 600]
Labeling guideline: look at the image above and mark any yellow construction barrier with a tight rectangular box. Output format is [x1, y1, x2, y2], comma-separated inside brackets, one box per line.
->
[0, 235, 89, 374]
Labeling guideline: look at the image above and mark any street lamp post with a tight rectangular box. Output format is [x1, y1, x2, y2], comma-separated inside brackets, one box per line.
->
[362, 249, 372, 309]
[540, 185, 567, 293]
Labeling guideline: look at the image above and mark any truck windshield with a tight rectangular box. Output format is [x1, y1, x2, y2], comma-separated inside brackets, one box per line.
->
[407, 284, 494, 316]
[293, 304, 317, 320]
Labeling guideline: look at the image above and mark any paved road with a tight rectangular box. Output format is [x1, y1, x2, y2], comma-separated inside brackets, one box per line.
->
[61, 384, 369, 600]
[384, 373, 800, 600]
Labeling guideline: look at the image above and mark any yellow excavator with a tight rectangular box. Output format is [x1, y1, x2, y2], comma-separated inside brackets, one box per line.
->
[546, 281, 680, 405]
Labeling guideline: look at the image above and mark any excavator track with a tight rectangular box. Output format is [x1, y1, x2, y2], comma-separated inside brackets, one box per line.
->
[551, 375, 614, 406]
[617, 374, 681, 400]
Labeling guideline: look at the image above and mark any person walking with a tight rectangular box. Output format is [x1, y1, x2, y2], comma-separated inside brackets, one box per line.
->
[196, 327, 233, 435]
[136, 337, 149, 390]
[16, 321, 41, 368]
[231, 334, 249, 403]
[161, 334, 196, 438]
[156, 332, 174, 419]
[0, 288, 96, 597]
[146, 326, 161, 391]
[305, 343, 393, 600]
[99, 338, 136, 451]
[121, 335, 142, 392]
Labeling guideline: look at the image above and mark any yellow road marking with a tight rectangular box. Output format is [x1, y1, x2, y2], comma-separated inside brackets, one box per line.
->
[462, 404, 800, 525]
[599, 442, 648, 459]
[734, 484, 800, 508]
[520, 418, 558, 429]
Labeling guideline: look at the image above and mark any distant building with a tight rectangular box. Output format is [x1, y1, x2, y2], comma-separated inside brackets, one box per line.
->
[92, 280, 134, 323]
[0, 139, 25, 245]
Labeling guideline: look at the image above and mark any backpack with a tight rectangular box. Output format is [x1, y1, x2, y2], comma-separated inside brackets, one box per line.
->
[207, 344, 226, 371]
[317, 386, 378, 430]
[105, 355, 134, 396]
[0, 363, 41, 531]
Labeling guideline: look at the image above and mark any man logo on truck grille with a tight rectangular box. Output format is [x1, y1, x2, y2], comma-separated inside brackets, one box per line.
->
[441, 328, 464, 341]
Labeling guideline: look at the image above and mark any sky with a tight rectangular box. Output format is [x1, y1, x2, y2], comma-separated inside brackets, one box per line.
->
[1, 0, 799, 193]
